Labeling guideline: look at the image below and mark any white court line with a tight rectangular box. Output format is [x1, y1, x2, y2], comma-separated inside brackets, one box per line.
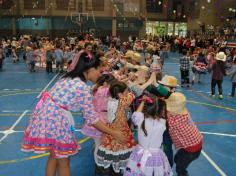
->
[201, 131, 236, 138]
[201, 150, 227, 176]
[37, 73, 59, 98]
[1, 110, 31, 113]
[0, 130, 24, 133]
[0, 110, 29, 144]
[164, 63, 179, 65]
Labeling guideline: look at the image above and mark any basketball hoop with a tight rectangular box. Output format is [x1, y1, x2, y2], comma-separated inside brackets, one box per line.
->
[75, 16, 82, 26]
[71, 12, 88, 26]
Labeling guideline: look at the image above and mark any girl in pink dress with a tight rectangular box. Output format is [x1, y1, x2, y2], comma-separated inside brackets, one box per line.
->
[81, 74, 116, 150]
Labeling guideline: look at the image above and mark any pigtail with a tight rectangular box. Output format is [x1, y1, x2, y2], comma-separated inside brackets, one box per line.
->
[141, 119, 148, 136]
[158, 99, 167, 119]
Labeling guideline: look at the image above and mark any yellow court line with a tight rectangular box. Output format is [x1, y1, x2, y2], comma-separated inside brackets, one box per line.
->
[0, 137, 91, 165]
[187, 100, 236, 112]
[0, 112, 82, 117]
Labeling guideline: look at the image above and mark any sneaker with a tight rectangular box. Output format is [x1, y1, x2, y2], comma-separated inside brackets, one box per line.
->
[228, 94, 234, 98]
[210, 94, 215, 98]
[219, 95, 223, 99]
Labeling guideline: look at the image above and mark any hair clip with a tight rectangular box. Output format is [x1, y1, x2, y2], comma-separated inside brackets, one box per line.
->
[139, 96, 154, 104]
[86, 53, 93, 61]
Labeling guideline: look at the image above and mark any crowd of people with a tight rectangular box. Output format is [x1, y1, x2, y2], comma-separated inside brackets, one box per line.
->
[0, 32, 235, 176]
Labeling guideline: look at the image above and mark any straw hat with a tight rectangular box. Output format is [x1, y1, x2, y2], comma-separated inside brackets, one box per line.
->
[26, 46, 32, 52]
[158, 75, 178, 88]
[165, 92, 188, 114]
[125, 50, 134, 58]
[132, 52, 141, 63]
[23, 35, 30, 39]
[216, 52, 226, 62]
[137, 65, 149, 71]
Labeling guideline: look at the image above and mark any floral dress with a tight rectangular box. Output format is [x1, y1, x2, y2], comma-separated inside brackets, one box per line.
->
[21, 78, 98, 158]
[96, 93, 136, 173]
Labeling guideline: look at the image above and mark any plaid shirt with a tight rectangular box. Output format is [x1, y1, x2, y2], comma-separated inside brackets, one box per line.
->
[180, 56, 190, 71]
[167, 112, 203, 150]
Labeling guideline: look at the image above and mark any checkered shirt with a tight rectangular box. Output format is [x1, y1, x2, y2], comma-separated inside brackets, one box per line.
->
[180, 56, 190, 71]
[167, 112, 202, 149]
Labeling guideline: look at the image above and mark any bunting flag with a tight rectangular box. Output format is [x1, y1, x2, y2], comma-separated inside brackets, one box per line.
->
[227, 41, 236, 48]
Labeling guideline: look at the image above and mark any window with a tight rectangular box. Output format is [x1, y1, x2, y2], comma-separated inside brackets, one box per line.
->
[56, 0, 76, 10]
[86, 0, 104, 11]
[146, 0, 163, 13]
[0, 0, 13, 9]
[24, 0, 45, 10]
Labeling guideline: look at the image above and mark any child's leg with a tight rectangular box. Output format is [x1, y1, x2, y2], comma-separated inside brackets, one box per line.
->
[211, 79, 217, 95]
[46, 62, 49, 73]
[217, 80, 223, 95]
[180, 70, 184, 85]
[49, 62, 53, 72]
[174, 149, 201, 176]
[94, 138, 101, 160]
[185, 71, 190, 86]
[57, 157, 71, 176]
[231, 83, 236, 97]
[46, 154, 57, 176]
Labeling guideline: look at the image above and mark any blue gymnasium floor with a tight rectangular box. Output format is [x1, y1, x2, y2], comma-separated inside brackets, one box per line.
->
[0, 53, 236, 176]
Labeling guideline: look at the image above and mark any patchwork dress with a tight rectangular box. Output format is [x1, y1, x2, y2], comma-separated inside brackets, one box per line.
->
[96, 93, 137, 173]
[21, 78, 98, 158]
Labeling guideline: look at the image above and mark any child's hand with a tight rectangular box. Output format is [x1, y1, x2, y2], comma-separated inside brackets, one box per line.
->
[112, 130, 128, 144]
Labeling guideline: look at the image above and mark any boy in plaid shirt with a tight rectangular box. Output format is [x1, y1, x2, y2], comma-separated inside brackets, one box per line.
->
[166, 92, 203, 176]
[180, 49, 190, 87]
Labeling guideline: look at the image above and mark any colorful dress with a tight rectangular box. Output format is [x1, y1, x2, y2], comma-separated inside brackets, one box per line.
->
[124, 112, 172, 176]
[21, 78, 98, 158]
[81, 86, 109, 139]
[96, 93, 136, 173]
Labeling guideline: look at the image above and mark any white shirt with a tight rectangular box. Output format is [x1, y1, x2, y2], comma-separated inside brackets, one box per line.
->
[191, 39, 196, 47]
[132, 112, 166, 149]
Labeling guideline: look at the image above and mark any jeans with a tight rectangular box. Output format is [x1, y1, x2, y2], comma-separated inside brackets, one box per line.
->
[0, 59, 2, 69]
[231, 82, 236, 97]
[174, 148, 201, 176]
[180, 70, 190, 85]
[46, 61, 53, 73]
[211, 79, 223, 95]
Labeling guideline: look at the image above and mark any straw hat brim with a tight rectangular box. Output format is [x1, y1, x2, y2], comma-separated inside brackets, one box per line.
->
[158, 80, 179, 88]
[166, 107, 188, 115]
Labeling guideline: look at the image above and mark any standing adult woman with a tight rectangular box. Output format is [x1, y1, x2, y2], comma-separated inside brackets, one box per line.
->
[21, 51, 126, 176]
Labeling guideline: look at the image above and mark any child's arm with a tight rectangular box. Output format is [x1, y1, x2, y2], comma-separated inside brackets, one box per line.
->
[139, 72, 156, 90]
[136, 100, 145, 112]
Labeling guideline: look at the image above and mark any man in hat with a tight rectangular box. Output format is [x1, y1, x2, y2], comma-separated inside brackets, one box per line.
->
[211, 51, 226, 99]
